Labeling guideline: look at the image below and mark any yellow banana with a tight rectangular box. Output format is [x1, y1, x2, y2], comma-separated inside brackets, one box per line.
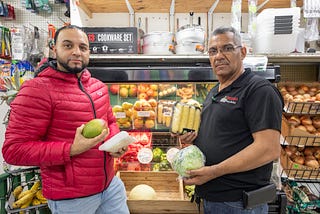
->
[12, 186, 23, 199]
[13, 191, 35, 209]
[20, 197, 33, 208]
[35, 189, 46, 201]
[32, 198, 41, 206]
[30, 180, 41, 192]
[17, 190, 34, 200]
[40, 198, 48, 204]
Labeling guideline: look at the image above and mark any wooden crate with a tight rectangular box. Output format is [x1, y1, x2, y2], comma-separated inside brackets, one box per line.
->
[117, 171, 202, 214]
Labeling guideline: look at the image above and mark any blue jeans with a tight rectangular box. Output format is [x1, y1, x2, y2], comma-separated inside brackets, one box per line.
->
[203, 200, 268, 214]
[48, 176, 129, 214]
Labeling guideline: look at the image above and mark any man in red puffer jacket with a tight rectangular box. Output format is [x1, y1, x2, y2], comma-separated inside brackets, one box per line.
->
[2, 25, 129, 214]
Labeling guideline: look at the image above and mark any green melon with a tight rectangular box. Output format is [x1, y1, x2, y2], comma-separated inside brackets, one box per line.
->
[82, 119, 107, 138]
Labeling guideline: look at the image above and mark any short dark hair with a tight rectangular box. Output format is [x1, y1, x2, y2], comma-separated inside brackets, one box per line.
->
[54, 25, 87, 44]
[211, 27, 242, 46]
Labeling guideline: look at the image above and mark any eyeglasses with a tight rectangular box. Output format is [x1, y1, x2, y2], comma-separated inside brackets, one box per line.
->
[208, 44, 242, 56]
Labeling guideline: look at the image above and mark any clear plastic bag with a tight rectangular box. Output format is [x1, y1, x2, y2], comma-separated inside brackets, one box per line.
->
[171, 145, 205, 178]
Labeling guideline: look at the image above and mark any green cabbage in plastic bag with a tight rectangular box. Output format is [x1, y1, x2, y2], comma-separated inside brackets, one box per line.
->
[172, 145, 205, 178]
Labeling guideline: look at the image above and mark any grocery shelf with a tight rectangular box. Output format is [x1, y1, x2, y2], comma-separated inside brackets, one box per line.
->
[283, 102, 320, 115]
[89, 54, 320, 64]
[78, 0, 303, 15]
[282, 136, 320, 147]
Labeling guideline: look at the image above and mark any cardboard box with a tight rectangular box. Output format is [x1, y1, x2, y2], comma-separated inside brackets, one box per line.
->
[117, 171, 202, 214]
[280, 148, 320, 180]
[278, 82, 320, 114]
[83, 27, 138, 54]
[281, 116, 320, 146]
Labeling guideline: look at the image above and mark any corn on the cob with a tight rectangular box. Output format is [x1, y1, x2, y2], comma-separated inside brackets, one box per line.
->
[157, 104, 163, 123]
[12, 186, 23, 199]
[165, 114, 171, 127]
[178, 104, 190, 133]
[171, 102, 182, 133]
[186, 106, 196, 130]
[193, 108, 201, 132]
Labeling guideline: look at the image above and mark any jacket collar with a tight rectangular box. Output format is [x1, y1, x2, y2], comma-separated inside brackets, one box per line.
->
[35, 59, 91, 83]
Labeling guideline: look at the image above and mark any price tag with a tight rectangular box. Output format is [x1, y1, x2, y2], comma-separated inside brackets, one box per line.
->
[137, 148, 153, 164]
[115, 112, 126, 118]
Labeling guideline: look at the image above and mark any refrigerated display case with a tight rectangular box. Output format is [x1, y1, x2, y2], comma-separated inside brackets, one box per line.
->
[87, 55, 287, 213]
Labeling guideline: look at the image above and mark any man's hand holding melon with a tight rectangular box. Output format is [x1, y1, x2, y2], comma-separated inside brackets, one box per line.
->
[70, 119, 109, 156]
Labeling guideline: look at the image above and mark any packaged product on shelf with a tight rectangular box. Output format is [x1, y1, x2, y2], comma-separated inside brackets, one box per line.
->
[136, 84, 158, 100]
[176, 83, 195, 100]
[170, 101, 201, 134]
[282, 180, 320, 213]
[158, 84, 177, 98]
[112, 102, 134, 129]
[115, 132, 152, 171]
[157, 100, 176, 128]
[132, 99, 156, 130]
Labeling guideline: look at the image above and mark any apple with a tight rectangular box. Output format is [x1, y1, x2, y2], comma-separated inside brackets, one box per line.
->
[145, 119, 155, 129]
[129, 86, 137, 97]
[134, 118, 144, 129]
[109, 84, 119, 95]
[119, 87, 129, 98]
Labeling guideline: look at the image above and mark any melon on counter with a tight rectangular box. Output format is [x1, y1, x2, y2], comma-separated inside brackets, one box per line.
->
[128, 184, 157, 200]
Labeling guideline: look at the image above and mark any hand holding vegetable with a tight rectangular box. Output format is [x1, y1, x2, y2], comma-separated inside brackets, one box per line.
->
[183, 165, 220, 186]
[178, 132, 197, 147]
[172, 145, 205, 178]
[70, 124, 109, 156]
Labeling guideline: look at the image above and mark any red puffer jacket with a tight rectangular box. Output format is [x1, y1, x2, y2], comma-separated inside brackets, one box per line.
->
[2, 63, 119, 200]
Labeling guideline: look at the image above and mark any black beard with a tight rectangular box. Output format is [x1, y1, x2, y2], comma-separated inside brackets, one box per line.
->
[57, 57, 87, 74]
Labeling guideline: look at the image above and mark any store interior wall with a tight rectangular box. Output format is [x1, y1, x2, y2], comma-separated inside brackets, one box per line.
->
[0, 0, 69, 174]
[0, 1, 319, 173]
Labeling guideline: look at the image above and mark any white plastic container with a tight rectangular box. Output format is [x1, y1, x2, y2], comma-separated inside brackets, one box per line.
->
[253, 31, 299, 54]
[142, 31, 174, 46]
[253, 7, 301, 54]
[175, 42, 205, 55]
[142, 43, 174, 55]
[175, 25, 206, 44]
[99, 131, 136, 153]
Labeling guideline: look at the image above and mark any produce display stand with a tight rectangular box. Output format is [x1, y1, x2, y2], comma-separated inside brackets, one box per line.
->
[279, 82, 320, 213]
[117, 171, 202, 214]
[0, 167, 50, 214]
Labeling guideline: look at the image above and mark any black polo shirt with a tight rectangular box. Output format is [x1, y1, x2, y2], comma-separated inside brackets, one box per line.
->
[194, 69, 283, 202]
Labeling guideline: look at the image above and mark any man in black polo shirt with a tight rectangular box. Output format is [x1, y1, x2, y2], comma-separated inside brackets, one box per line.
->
[179, 26, 284, 214]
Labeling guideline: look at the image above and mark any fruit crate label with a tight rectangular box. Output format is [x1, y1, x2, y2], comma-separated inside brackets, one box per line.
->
[137, 111, 151, 117]
[115, 112, 126, 118]
[163, 111, 172, 116]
